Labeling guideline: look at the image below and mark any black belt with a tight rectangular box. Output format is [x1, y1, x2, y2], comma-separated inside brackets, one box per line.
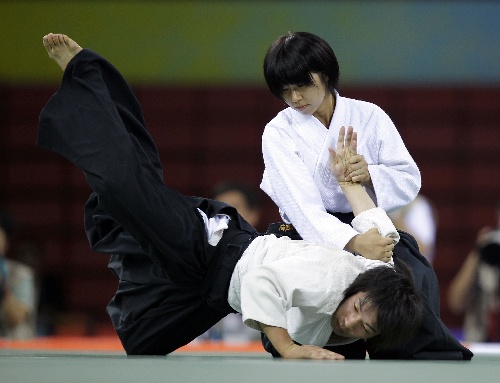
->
[201, 219, 257, 314]
[265, 211, 355, 240]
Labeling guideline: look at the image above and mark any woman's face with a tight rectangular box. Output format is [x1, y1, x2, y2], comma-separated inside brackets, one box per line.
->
[281, 72, 331, 117]
[330, 291, 380, 340]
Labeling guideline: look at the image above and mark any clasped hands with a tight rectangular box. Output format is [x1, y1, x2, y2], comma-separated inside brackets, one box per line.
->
[329, 126, 371, 185]
[329, 126, 394, 263]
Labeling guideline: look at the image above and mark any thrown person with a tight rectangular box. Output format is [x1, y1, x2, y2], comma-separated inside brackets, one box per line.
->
[37, 33, 426, 359]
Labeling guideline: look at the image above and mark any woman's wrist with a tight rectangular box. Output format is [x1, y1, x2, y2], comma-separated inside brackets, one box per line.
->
[338, 180, 357, 186]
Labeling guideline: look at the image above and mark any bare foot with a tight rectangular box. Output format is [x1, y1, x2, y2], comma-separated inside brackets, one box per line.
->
[43, 33, 82, 71]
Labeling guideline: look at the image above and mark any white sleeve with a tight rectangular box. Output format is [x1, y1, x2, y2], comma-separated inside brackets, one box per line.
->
[240, 267, 290, 331]
[352, 207, 400, 243]
[240, 254, 340, 331]
[365, 108, 421, 212]
[262, 123, 358, 250]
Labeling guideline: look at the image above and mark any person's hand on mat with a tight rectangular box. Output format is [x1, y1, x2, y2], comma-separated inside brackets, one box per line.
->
[260, 322, 345, 360]
[282, 344, 345, 360]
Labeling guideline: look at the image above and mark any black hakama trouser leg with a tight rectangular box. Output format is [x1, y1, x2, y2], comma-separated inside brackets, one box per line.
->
[37, 49, 236, 354]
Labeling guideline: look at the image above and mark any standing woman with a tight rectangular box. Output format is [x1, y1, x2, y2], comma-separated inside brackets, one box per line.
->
[261, 31, 420, 260]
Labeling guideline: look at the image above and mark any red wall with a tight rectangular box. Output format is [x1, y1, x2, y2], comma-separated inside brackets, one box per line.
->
[1, 83, 499, 333]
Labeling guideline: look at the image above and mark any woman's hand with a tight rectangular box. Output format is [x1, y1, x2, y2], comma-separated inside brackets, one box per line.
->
[281, 343, 345, 360]
[330, 126, 394, 262]
[345, 228, 394, 262]
[346, 153, 372, 186]
[329, 126, 357, 184]
[329, 126, 372, 187]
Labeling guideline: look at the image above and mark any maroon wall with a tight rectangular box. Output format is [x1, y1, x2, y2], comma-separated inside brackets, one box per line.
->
[1, 83, 499, 333]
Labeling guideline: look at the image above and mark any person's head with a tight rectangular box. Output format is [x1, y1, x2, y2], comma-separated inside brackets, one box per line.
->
[332, 260, 423, 350]
[263, 31, 339, 102]
[0, 210, 15, 256]
[211, 180, 261, 227]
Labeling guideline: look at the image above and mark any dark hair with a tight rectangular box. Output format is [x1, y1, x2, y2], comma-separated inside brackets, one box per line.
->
[210, 180, 260, 210]
[263, 31, 340, 100]
[341, 260, 424, 351]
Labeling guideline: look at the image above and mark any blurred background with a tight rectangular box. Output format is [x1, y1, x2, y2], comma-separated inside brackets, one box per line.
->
[1, 1, 499, 340]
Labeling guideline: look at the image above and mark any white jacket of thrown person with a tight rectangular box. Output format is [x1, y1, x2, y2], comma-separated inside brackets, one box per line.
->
[227, 207, 399, 348]
[260, 92, 420, 251]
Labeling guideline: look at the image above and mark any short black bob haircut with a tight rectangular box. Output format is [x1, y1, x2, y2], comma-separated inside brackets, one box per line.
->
[340, 259, 424, 351]
[263, 31, 340, 100]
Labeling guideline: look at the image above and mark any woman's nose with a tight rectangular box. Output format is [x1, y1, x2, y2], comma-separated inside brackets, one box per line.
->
[291, 89, 301, 102]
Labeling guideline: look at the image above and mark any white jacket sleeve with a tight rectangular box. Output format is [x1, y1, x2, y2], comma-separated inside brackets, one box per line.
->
[352, 207, 400, 243]
[262, 123, 358, 250]
[240, 254, 343, 331]
[364, 108, 421, 212]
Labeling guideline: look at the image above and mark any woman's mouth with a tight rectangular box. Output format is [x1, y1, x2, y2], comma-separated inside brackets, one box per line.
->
[295, 104, 308, 112]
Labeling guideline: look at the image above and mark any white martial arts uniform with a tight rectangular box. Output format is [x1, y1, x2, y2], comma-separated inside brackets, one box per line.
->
[261, 92, 420, 250]
[227, 207, 399, 347]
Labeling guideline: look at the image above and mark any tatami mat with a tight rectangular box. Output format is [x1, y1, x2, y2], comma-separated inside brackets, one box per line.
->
[2, 337, 499, 383]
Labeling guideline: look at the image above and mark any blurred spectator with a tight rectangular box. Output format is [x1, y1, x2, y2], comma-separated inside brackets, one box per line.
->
[0, 210, 38, 339]
[389, 195, 437, 264]
[210, 180, 261, 229]
[448, 202, 500, 342]
[14, 241, 65, 337]
[199, 180, 262, 343]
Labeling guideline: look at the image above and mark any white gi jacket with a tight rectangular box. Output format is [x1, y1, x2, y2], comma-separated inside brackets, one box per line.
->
[261, 92, 420, 250]
[227, 207, 398, 347]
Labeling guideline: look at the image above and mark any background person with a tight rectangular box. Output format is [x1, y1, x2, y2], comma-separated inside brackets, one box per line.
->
[200, 180, 262, 343]
[448, 202, 500, 342]
[0, 210, 38, 339]
[388, 195, 437, 264]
